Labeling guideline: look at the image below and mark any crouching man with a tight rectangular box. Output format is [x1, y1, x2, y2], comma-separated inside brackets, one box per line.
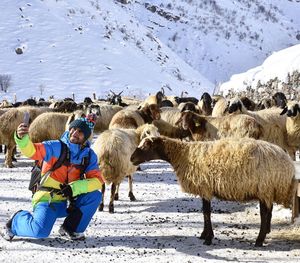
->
[1, 115, 104, 241]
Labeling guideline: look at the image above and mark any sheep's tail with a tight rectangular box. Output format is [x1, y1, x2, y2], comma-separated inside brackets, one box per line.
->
[99, 151, 114, 184]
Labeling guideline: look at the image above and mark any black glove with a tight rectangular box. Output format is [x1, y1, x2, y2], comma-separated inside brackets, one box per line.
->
[59, 183, 73, 198]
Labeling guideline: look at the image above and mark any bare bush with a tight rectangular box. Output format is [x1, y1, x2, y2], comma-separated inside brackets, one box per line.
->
[0, 74, 12, 93]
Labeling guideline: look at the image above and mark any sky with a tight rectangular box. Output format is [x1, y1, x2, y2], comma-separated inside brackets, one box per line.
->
[1, 154, 300, 262]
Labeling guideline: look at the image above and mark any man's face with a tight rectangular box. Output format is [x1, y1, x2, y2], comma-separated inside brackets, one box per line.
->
[69, 127, 85, 144]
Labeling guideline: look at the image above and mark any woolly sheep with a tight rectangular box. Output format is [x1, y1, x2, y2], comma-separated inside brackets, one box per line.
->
[29, 112, 71, 142]
[65, 104, 101, 131]
[152, 119, 191, 139]
[94, 105, 123, 133]
[92, 123, 160, 213]
[211, 95, 228, 117]
[109, 103, 161, 129]
[280, 101, 300, 153]
[0, 106, 51, 167]
[227, 98, 293, 156]
[176, 110, 262, 141]
[130, 136, 296, 247]
[197, 92, 213, 115]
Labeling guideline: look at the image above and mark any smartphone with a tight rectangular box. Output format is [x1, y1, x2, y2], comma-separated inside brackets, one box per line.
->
[23, 111, 30, 125]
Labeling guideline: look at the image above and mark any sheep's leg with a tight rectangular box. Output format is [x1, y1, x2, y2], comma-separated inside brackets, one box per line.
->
[109, 183, 117, 213]
[98, 184, 105, 211]
[200, 198, 214, 245]
[255, 201, 269, 247]
[5, 144, 14, 168]
[128, 175, 136, 201]
[114, 184, 120, 201]
[266, 204, 273, 234]
[0, 144, 2, 153]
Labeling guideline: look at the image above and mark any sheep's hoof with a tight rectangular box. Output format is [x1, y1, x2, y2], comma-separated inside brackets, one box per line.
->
[5, 163, 14, 168]
[98, 203, 104, 211]
[114, 193, 119, 201]
[254, 240, 263, 247]
[109, 204, 114, 213]
[129, 192, 136, 201]
[203, 239, 212, 246]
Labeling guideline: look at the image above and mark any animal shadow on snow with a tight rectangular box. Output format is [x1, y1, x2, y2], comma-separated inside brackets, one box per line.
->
[23, 233, 297, 259]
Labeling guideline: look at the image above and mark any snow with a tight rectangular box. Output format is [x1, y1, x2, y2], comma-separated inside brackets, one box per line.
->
[0, 0, 214, 102]
[219, 44, 300, 95]
[1, 150, 300, 262]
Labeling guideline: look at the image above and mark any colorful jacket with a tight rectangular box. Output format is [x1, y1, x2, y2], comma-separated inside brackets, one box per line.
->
[14, 131, 104, 207]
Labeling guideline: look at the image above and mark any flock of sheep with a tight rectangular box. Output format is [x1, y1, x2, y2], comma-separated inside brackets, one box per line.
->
[0, 90, 300, 247]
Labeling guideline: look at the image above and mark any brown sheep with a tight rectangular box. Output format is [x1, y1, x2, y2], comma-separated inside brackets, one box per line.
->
[109, 103, 161, 129]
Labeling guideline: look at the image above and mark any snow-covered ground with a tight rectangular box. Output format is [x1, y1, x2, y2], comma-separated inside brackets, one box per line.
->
[1, 150, 300, 262]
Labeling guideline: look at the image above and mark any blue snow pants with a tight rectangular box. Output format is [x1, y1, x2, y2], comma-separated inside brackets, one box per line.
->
[11, 190, 102, 238]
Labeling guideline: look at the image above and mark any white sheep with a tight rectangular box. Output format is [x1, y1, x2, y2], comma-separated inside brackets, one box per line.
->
[130, 136, 296, 247]
[92, 123, 160, 213]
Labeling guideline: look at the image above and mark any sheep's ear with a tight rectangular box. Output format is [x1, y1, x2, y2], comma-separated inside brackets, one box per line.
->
[238, 102, 242, 111]
[175, 115, 182, 126]
[280, 107, 287, 115]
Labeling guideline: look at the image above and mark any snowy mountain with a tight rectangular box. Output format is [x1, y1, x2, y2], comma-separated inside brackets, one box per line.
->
[0, 0, 214, 102]
[219, 44, 300, 96]
[0, 0, 300, 102]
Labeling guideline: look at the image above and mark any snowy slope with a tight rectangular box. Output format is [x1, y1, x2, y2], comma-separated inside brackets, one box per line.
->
[0, 0, 213, 102]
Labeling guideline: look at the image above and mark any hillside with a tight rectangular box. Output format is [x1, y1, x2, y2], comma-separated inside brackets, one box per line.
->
[0, 0, 300, 101]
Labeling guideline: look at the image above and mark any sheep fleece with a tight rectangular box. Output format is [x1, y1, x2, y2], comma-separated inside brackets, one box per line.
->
[165, 137, 295, 209]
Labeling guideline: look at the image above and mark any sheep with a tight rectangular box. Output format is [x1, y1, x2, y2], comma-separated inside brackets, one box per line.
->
[65, 104, 101, 131]
[92, 123, 160, 213]
[227, 98, 293, 157]
[240, 96, 256, 111]
[176, 110, 262, 141]
[29, 112, 71, 142]
[88, 104, 122, 133]
[160, 103, 199, 127]
[177, 101, 200, 113]
[139, 91, 165, 108]
[280, 101, 300, 153]
[211, 95, 228, 117]
[109, 103, 161, 129]
[0, 106, 51, 167]
[130, 135, 296, 247]
[152, 119, 191, 139]
[197, 92, 213, 115]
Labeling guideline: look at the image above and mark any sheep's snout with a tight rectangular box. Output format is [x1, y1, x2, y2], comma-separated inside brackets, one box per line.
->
[130, 149, 142, 165]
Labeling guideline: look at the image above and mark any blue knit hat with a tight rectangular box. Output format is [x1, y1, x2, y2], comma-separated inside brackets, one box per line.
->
[69, 114, 96, 141]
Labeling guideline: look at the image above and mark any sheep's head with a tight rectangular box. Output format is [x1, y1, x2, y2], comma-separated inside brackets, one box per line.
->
[139, 124, 160, 140]
[179, 102, 198, 113]
[272, 92, 287, 109]
[87, 104, 101, 117]
[140, 103, 161, 121]
[280, 102, 300, 117]
[130, 136, 165, 165]
[227, 98, 243, 114]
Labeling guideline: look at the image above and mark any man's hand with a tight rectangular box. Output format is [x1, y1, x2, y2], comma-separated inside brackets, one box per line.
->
[59, 183, 73, 198]
[16, 123, 29, 139]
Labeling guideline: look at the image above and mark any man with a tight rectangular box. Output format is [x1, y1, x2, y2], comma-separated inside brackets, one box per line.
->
[1, 115, 104, 241]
